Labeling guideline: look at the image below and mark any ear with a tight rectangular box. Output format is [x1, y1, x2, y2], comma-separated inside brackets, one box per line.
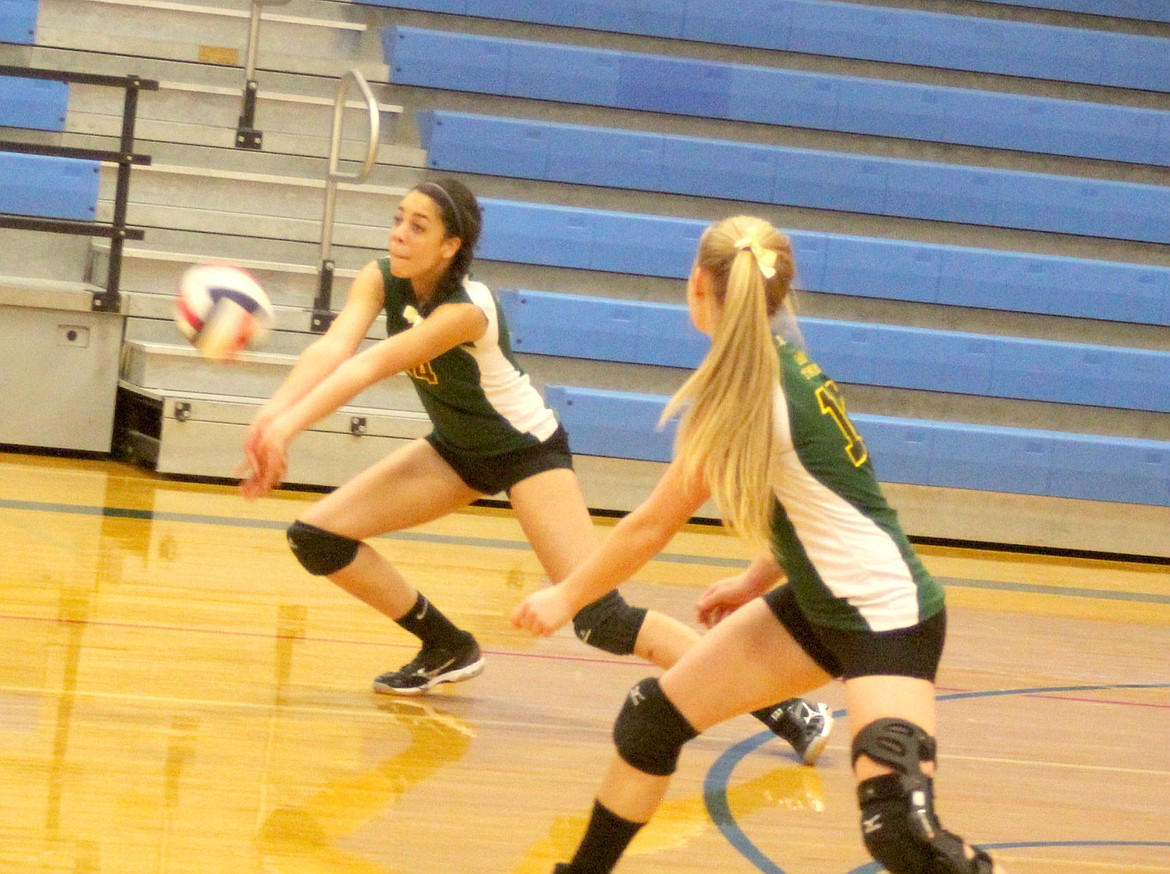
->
[439, 236, 462, 261]
[691, 265, 712, 298]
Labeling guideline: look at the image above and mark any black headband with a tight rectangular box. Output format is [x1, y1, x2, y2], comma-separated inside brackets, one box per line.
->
[416, 182, 465, 241]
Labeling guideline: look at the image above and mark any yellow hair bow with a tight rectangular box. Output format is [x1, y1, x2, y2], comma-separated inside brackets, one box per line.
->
[734, 237, 778, 280]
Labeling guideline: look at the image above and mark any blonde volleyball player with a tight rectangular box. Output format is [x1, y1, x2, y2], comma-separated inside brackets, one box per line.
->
[238, 179, 831, 761]
[513, 215, 1005, 874]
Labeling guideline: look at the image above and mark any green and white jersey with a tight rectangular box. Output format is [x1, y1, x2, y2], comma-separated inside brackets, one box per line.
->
[379, 258, 559, 455]
[768, 338, 944, 632]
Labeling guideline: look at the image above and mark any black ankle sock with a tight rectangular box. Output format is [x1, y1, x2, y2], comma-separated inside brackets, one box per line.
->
[394, 593, 469, 650]
[751, 698, 802, 744]
[567, 800, 644, 874]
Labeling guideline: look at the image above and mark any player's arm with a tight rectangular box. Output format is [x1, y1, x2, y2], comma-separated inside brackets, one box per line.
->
[511, 458, 711, 636]
[256, 261, 386, 421]
[272, 300, 486, 438]
[239, 262, 386, 496]
[696, 553, 784, 627]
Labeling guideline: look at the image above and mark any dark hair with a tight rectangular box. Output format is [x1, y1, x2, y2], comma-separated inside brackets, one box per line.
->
[412, 177, 483, 282]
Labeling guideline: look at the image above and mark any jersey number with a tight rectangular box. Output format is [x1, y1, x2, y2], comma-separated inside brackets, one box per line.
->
[409, 361, 439, 385]
[816, 381, 868, 467]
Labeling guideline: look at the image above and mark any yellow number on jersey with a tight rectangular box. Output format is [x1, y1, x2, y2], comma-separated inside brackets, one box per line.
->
[409, 361, 438, 385]
[816, 380, 868, 467]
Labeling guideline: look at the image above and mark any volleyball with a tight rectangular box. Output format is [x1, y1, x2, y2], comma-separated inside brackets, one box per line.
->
[174, 263, 274, 360]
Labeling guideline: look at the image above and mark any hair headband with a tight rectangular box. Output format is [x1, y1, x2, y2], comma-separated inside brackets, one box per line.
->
[416, 182, 465, 240]
[734, 236, 778, 280]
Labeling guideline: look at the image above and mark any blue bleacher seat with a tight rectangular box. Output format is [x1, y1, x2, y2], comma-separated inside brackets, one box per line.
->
[500, 290, 709, 368]
[0, 0, 37, 44]
[545, 385, 677, 464]
[0, 152, 100, 220]
[499, 289, 1170, 413]
[704, 1, 1170, 93]
[387, 27, 1170, 167]
[424, 111, 1170, 244]
[477, 199, 1170, 326]
[367, 0, 1170, 92]
[0, 75, 68, 131]
[544, 386, 1170, 507]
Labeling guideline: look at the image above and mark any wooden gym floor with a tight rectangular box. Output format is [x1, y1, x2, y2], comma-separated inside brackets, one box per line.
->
[2, 449, 1168, 874]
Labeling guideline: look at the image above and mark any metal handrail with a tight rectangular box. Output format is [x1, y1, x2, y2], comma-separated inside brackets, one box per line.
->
[311, 69, 380, 333]
[236, 0, 291, 149]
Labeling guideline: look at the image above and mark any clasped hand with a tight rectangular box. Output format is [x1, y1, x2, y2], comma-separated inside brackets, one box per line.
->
[695, 570, 770, 627]
[510, 585, 577, 637]
[238, 413, 293, 500]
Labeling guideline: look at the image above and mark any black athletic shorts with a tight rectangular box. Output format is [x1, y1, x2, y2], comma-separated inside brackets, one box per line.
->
[426, 425, 574, 496]
[764, 584, 946, 681]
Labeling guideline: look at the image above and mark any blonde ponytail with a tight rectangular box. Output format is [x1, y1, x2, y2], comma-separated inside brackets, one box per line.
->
[661, 217, 795, 551]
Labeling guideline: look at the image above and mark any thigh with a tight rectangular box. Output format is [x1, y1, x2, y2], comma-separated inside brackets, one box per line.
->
[659, 599, 833, 733]
[300, 438, 482, 540]
[508, 468, 599, 583]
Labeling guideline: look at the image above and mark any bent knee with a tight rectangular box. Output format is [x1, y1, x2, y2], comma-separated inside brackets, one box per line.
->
[572, 591, 647, 656]
[286, 520, 361, 576]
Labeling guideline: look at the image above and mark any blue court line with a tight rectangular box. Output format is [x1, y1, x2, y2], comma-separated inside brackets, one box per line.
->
[0, 498, 754, 565]
[5, 498, 1170, 598]
[936, 576, 1170, 604]
[704, 683, 1170, 874]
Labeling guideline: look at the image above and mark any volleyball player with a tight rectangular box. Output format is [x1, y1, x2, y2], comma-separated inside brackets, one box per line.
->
[513, 215, 1005, 873]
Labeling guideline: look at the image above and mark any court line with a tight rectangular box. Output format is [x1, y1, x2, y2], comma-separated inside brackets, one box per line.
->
[4, 498, 1169, 600]
[705, 684, 1170, 874]
[0, 682, 589, 736]
[0, 609, 638, 668]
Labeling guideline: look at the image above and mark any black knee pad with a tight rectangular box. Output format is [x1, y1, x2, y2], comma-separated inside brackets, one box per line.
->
[572, 590, 648, 656]
[854, 719, 995, 874]
[287, 520, 361, 576]
[612, 678, 697, 776]
[851, 716, 937, 773]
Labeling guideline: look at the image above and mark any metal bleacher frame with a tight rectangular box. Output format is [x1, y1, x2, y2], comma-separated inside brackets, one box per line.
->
[0, 63, 156, 453]
[7, 0, 1167, 555]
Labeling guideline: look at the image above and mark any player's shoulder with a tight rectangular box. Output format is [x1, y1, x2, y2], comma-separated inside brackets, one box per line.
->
[458, 276, 494, 304]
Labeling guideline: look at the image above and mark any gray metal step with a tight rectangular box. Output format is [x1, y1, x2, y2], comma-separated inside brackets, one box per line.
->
[119, 339, 419, 409]
[101, 200, 393, 248]
[90, 240, 358, 302]
[0, 230, 94, 282]
[115, 382, 433, 486]
[100, 161, 412, 223]
[95, 162, 411, 246]
[67, 79, 412, 161]
[35, 0, 387, 80]
[121, 294, 373, 353]
[1, 40, 368, 99]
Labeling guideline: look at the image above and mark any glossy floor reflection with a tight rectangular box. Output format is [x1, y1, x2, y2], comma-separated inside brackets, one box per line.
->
[2, 451, 1168, 873]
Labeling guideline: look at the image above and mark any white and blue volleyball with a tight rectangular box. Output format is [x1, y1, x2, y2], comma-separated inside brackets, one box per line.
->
[174, 263, 273, 360]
